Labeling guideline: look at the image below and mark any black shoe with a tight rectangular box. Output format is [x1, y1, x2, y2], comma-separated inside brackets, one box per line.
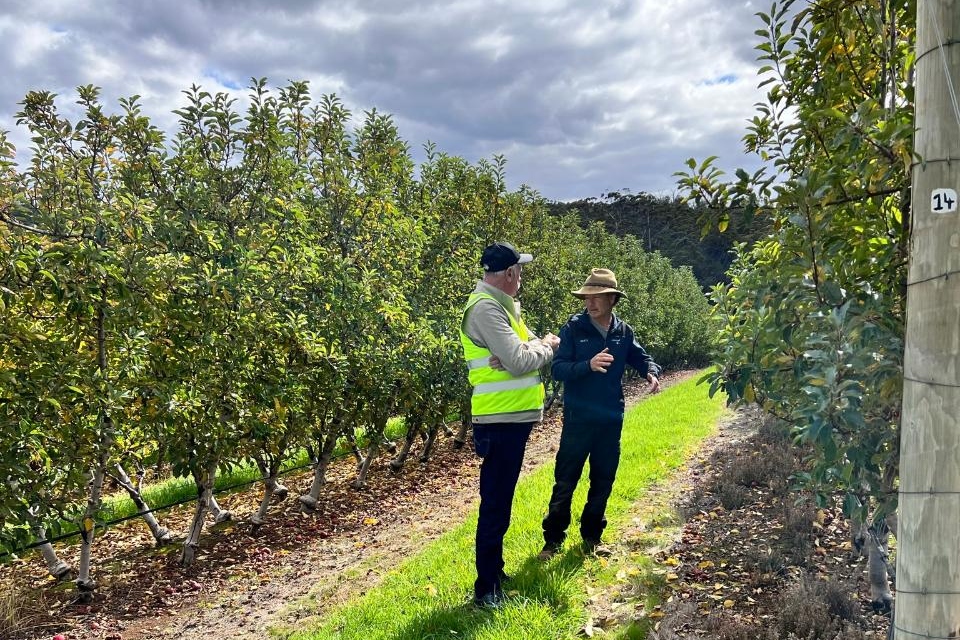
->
[581, 538, 612, 556]
[473, 591, 504, 609]
[537, 541, 562, 560]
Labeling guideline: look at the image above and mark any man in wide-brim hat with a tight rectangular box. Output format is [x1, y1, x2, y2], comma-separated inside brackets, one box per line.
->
[538, 268, 661, 559]
[570, 267, 626, 300]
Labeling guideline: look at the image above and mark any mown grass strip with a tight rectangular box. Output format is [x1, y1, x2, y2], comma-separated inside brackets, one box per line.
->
[284, 373, 726, 640]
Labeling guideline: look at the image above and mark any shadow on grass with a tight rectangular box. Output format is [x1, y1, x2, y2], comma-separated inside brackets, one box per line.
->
[384, 547, 588, 640]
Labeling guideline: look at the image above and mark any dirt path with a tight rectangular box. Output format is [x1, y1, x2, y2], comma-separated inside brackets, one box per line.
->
[4, 371, 695, 640]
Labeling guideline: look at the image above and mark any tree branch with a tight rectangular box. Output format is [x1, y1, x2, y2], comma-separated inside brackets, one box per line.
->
[0, 207, 97, 241]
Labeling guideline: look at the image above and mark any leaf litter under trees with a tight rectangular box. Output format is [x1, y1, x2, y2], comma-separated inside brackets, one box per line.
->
[584, 407, 894, 640]
[1, 372, 890, 639]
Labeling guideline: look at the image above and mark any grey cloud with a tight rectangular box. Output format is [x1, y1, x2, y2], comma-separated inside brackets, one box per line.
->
[0, 0, 770, 201]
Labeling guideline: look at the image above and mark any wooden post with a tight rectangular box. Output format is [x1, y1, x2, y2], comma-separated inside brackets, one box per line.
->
[896, 1, 960, 638]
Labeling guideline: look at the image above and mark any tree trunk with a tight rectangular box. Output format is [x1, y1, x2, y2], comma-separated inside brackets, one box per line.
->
[353, 413, 387, 489]
[418, 419, 441, 464]
[299, 433, 338, 512]
[249, 456, 288, 529]
[26, 508, 72, 580]
[28, 514, 72, 580]
[852, 516, 895, 613]
[390, 417, 420, 471]
[75, 463, 106, 601]
[75, 411, 112, 602]
[347, 431, 364, 468]
[863, 519, 895, 614]
[352, 438, 378, 489]
[896, 1, 960, 636]
[181, 460, 217, 566]
[111, 463, 173, 546]
[75, 294, 112, 601]
[38, 538, 73, 581]
[209, 495, 233, 525]
[452, 399, 470, 450]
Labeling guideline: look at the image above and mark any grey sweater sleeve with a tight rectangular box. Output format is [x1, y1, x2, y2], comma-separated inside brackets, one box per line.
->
[464, 299, 555, 376]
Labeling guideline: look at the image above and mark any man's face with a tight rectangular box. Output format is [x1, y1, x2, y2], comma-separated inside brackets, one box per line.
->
[583, 293, 617, 319]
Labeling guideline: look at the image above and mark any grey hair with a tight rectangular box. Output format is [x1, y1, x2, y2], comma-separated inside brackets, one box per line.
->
[484, 264, 519, 278]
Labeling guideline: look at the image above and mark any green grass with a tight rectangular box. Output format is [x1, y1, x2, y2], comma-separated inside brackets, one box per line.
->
[283, 373, 727, 640]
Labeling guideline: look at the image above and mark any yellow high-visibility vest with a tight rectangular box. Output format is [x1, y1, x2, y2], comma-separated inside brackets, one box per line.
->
[460, 292, 545, 418]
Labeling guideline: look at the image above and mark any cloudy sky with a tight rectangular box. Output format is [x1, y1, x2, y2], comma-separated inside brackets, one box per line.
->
[0, 0, 768, 202]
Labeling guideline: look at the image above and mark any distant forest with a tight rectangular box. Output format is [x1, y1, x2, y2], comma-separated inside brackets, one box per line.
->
[547, 191, 771, 290]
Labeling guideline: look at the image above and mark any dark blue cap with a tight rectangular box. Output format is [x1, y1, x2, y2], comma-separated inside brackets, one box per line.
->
[481, 241, 533, 272]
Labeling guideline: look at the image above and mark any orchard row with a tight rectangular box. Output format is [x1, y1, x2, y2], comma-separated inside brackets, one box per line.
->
[0, 80, 711, 600]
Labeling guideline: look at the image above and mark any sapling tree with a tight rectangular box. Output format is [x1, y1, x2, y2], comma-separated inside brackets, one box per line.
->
[4, 85, 162, 600]
[146, 81, 293, 565]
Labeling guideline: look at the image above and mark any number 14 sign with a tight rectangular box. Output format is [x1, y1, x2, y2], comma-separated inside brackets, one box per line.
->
[932, 188, 958, 213]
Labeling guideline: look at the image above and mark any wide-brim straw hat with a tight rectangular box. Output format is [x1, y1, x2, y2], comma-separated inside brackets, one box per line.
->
[572, 268, 626, 299]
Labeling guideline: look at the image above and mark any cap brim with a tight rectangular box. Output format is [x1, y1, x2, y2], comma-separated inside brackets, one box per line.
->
[517, 253, 533, 264]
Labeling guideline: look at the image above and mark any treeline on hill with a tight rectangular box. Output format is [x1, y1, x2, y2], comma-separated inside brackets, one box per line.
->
[0, 79, 711, 601]
[548, 191, 771, 290]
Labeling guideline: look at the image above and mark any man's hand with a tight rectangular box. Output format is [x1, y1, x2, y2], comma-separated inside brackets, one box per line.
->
[541, 332, 560, 351]
[490, 333, 559, 370]
[590, 347, 614, 373]
[647, 373, 662, 393]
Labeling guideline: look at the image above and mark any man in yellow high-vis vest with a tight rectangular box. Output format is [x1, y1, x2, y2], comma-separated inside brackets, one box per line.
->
[460, 241, 560, 608]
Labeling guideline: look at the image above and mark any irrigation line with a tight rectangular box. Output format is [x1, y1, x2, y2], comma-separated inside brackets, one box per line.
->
[0, 446, 358, 560]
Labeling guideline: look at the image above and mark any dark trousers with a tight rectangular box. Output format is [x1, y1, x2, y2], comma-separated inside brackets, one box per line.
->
[542, 421, 622, 545]
[473, 421, 534, 599]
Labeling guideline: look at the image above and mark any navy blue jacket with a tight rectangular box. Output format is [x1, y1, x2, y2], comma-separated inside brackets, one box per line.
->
[551, 310, 661, 425]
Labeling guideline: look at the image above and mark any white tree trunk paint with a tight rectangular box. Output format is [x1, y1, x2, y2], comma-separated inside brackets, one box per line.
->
[36, 530, 72, 580]
[111, 464, 173, 545]
[181, 461, 217, 566]
[299, 434, 338, 512]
